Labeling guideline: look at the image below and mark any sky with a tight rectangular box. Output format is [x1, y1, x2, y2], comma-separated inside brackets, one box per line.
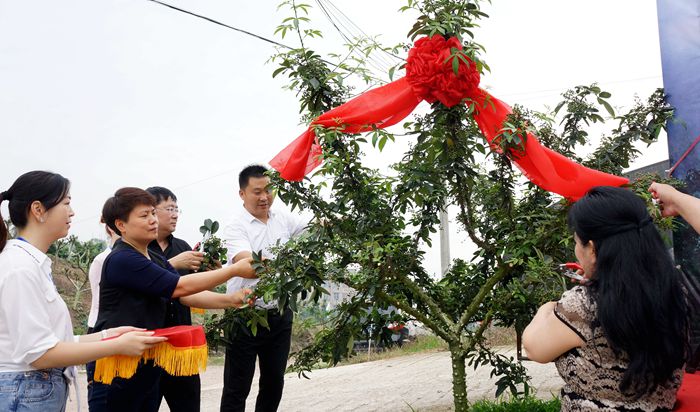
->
[0, 0, 667, 275]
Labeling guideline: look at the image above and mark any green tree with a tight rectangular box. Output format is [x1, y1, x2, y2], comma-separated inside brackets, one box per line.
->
[49, 235, 106, 311]
[213, 1, 677, 410]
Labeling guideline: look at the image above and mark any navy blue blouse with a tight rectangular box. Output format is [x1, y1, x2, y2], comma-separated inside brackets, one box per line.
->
[93, 239, 180, 331]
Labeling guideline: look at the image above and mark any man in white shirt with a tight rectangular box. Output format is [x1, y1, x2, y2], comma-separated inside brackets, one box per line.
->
[221, 165, 307, 412]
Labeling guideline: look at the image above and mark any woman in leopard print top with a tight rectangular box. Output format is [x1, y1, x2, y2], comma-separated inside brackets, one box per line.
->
[523, 187, 688, 411]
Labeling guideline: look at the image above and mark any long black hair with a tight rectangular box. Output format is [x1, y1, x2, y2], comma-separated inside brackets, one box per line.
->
[0, 171, 71, 252]
[568, 186, 687, 398]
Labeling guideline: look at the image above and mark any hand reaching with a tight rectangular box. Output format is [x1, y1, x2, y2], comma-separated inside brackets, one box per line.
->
[170, 251, 205, 271]
[649, 182, 682, 217]
[232, 257, 257, 279]
[229, 288, 255, 308]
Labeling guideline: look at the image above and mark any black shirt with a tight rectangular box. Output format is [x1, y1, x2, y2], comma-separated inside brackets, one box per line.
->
[93, 239, 180, 332]
[148, 235, 194, 327]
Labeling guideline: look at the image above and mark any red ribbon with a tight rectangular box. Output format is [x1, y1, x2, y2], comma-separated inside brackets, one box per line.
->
[151, 325, 206, 347]
[270, 35, 628, 200]
[104, 325, 206, 347]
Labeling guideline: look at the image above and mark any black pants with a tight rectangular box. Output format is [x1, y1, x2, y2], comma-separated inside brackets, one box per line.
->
[157, 373, 201, 412]
[88, 362, 162, 412]
[220, 310, 293, 412]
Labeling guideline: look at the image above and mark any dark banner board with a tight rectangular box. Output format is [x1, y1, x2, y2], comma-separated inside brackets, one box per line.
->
[657, 0, 700, 370]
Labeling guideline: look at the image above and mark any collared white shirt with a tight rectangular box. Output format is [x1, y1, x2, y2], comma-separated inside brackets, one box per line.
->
[0, 239, 74, 372]
[224, 207, 308, 307]
[87, 246, 111, 328]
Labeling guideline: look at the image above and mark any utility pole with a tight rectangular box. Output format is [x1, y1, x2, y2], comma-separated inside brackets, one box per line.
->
[439, 207, 450, 276]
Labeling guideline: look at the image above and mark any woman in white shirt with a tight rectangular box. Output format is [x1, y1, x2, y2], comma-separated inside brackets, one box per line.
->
[0, 171, 167, 412]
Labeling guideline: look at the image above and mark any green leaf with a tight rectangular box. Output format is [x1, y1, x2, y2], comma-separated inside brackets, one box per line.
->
[378, 136, 388, 151]
[601, 100, 615, 117]
[272, 67, 286, 78]
[257, 313, 269, 329]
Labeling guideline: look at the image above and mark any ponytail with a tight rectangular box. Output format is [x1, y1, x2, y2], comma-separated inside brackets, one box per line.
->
[0, 190, 9, 252]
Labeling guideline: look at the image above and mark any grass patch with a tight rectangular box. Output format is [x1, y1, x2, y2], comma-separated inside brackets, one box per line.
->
[337, 334, 448, 366]
[482, 326, 517, 347]
[470, 396, 560, 412]
[207, 353, 226, 366]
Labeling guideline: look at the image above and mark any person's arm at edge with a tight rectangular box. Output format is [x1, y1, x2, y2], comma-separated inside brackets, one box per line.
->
[31, 332, 167, 370]
[649, 182, 700, 234]
[172, 257, 255, 298]
[179, 288, 253, 309]
[522, 301, 584, 363]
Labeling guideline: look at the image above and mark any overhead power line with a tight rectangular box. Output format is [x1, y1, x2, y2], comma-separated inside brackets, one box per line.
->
[145, 0, 384, 82]
[314, 0, 390, 76]
[319, 0, 404, 64]
[146, 0, 294, 50]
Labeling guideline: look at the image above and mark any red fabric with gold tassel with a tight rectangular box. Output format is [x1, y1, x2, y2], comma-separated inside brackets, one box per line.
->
[269, 35, 628, 200]
[94, 325, 208, 385]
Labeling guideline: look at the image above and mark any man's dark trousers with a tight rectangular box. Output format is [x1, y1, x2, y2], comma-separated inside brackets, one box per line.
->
[158, 373, 201, 412]
[220, 310, 293, 412]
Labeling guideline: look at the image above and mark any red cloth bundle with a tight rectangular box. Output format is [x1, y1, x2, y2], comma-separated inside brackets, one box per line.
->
[270, 35, 627, 200]
[94, 325, 208, 384]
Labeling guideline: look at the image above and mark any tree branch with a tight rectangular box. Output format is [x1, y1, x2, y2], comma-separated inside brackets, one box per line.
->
[457, 264, 511, 332]
[376, 290, 453, 343]
[462, 309, 493, 352]
[396, 271, 457, 331]
[454, 176, 491, 253]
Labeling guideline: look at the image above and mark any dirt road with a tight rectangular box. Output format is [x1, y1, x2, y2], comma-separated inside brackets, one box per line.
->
[66, 347, 563, 411]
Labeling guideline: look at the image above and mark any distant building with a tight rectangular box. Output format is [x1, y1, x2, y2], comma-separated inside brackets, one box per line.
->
[319, 281, 355, 310]
[624, 159, 669, 180]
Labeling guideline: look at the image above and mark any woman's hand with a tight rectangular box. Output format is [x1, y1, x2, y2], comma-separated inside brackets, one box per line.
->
[112, 331, 168, 357]
[105, 326, 145, 339]
[232, 257, 257, 279]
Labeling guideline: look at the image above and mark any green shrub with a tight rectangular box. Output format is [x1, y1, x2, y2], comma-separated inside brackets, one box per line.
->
[470, 396, 560, 412]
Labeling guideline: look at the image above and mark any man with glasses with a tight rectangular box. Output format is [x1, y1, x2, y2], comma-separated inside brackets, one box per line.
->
[145, 187, 205, 412]
[146, 186, 255, 411]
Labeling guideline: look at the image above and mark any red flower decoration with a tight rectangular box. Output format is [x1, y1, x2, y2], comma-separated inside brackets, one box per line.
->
[406, 35, 481, 107]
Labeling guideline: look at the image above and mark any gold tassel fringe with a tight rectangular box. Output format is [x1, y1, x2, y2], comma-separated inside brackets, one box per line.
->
[94, 343, 208, 384]
[190, 307, 206, 315]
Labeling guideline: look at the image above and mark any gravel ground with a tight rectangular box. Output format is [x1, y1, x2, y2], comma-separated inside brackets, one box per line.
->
[66, 347, 563, 411]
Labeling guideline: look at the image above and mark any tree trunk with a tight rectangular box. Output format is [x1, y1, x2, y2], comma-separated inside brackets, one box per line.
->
[450, 347, 469, 412]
